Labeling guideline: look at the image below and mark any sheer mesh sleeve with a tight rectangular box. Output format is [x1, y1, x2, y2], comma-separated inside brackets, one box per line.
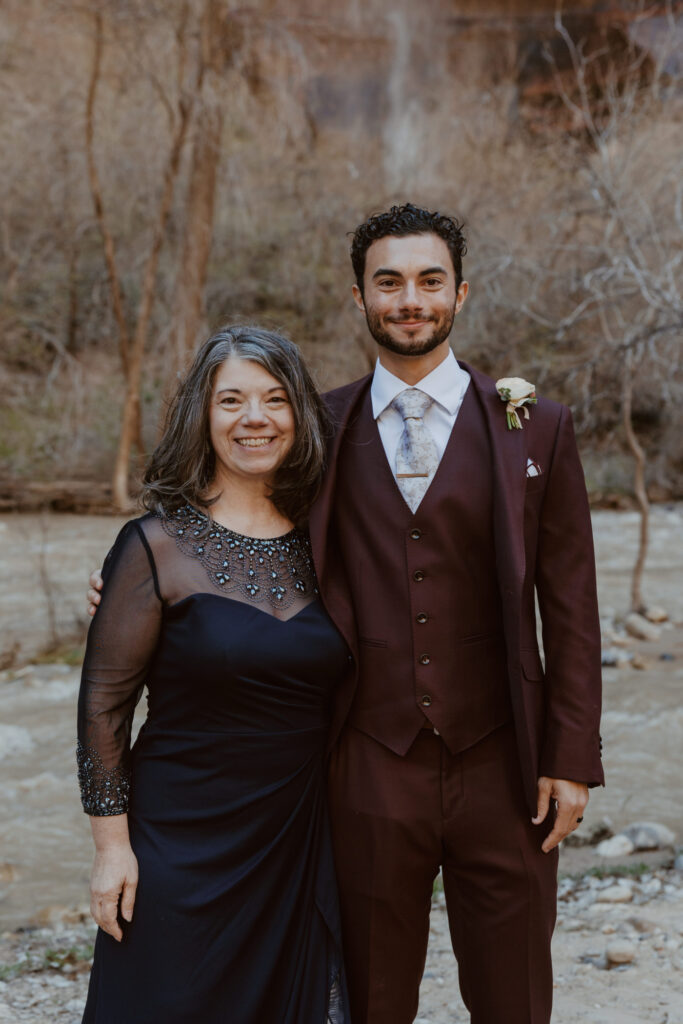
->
[77, 519, 162, 816]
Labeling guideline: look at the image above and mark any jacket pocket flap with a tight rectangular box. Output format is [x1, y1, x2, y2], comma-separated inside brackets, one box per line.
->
[521, 649, 544, 681]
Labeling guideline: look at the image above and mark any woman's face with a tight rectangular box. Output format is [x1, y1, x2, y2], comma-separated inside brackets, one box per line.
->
[208, 357, 296, 487]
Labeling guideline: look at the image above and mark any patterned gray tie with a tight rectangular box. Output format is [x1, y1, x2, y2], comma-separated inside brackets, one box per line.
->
[391, 388, 439, 513]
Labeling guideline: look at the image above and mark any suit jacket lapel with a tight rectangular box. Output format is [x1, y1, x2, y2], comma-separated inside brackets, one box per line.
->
[309, 375, 372, 583]
[309, 376, 372, 664]
[461, 361, 527, 603]
[462, 363, 551, 808]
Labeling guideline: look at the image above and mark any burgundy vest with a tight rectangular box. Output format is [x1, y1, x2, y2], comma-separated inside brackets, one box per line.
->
[333, 383, 512, 756]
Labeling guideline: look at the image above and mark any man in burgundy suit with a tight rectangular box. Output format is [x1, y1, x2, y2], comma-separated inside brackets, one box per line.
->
[308, 203, 603, 1023]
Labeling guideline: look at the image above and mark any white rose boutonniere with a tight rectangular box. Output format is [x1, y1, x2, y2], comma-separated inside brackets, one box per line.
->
[495, 377, 537, 430]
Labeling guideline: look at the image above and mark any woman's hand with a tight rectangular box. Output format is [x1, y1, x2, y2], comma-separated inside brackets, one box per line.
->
[87, 569, 104, 617]
[90, 842, 138, 941]
[89, 815, 138, 941]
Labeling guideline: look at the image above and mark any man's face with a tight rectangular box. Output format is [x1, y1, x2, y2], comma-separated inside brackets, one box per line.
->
[352, 233, 468, 358]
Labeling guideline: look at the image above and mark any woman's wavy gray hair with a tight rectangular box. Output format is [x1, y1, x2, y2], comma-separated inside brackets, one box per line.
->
[142, 325, 330, 527]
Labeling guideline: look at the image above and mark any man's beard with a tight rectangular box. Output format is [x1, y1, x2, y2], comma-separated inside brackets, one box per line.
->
[364, 306, 455, 357]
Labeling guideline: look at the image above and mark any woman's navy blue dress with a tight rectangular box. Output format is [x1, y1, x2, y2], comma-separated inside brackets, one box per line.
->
[77, 508, 350, 1023]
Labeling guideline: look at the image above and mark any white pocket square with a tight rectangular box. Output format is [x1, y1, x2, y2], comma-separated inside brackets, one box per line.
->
[526, 457, 542, 478]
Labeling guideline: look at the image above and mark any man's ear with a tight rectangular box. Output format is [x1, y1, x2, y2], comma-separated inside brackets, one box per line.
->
[455, 280, 469, 314]
[351, 283, 365, 314]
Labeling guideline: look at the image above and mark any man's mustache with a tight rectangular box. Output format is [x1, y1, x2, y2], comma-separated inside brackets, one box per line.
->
[387, 315, 436, 324]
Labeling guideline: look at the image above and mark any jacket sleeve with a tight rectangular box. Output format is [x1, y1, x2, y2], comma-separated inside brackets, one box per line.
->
[535, 406, 604, 785]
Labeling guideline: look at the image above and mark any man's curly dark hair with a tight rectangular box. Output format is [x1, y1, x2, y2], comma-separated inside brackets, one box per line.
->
[350, 202, 467, 296]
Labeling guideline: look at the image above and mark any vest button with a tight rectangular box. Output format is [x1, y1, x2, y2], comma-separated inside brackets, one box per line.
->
[419, 654, 431, 665]
[416, 613, 428, 624]
[413, 570, 425, 582]
[410, 528, 422, 540]
[420, 694, 432, 707]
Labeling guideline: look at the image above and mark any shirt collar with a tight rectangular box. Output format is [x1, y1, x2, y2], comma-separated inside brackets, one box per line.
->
[370, 348, 469, 419]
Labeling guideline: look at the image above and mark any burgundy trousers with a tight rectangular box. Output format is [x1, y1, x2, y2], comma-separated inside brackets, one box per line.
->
[327, 722, 558, 1024]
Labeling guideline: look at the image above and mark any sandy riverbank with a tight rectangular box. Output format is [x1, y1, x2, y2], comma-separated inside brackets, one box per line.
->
[1, 506, 682, 1021]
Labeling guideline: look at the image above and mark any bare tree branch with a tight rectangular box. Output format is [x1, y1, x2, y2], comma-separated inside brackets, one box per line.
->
[85, 10, 131, 375]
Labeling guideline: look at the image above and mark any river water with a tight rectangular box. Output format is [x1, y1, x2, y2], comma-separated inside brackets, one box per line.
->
[0, 507, 682, 931]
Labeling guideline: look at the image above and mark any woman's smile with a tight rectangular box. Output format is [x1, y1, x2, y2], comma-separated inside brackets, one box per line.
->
[235, 436, 276, 447]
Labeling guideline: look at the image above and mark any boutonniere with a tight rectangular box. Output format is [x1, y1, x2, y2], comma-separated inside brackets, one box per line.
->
[495, 377, 537, 430]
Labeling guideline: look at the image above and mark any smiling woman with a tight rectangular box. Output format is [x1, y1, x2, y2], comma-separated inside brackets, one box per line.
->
[76, 325, 350, 1023]
[143, 325, 330, 531]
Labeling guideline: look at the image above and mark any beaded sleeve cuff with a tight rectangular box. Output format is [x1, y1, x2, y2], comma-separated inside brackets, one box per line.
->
[77, 741, 131, 816]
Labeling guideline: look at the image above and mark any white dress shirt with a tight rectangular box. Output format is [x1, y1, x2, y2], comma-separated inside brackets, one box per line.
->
[371, 349, 471, 480]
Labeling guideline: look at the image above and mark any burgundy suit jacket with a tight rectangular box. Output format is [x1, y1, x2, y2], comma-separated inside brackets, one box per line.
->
[309, 362, 604, 813]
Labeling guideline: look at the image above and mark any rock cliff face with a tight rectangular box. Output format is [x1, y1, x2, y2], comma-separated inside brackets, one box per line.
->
[225, 0, 664, 187]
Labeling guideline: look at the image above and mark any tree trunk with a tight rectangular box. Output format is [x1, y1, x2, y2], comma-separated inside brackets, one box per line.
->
[168, 100, 224, 383]
[112, 341, 145, 512]
[622, 355, 649, 613]
[165, 0, 225, 391]
[66, 240, 79, 354]
[111, 93, 194, 510]
[85, 11, 131, 376]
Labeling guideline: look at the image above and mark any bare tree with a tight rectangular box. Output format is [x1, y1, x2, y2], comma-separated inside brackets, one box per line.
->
[496, 5, 683, 611]
[85, 4, 198, 509]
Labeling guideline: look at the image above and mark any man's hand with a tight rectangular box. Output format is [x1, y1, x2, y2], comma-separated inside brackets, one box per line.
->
[87, 569, 104, 617]
[533, 776, 588, 854]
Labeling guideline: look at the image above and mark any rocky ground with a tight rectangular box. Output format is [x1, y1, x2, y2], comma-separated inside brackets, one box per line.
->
[419, 865, 683, 1023]
[1, 863, 683, 1023]
[1, 506, 682, 1022]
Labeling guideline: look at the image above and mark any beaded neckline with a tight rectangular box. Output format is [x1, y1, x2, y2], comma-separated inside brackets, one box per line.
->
[158, 504, 318, 610]
[187, 515, 298, 546]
